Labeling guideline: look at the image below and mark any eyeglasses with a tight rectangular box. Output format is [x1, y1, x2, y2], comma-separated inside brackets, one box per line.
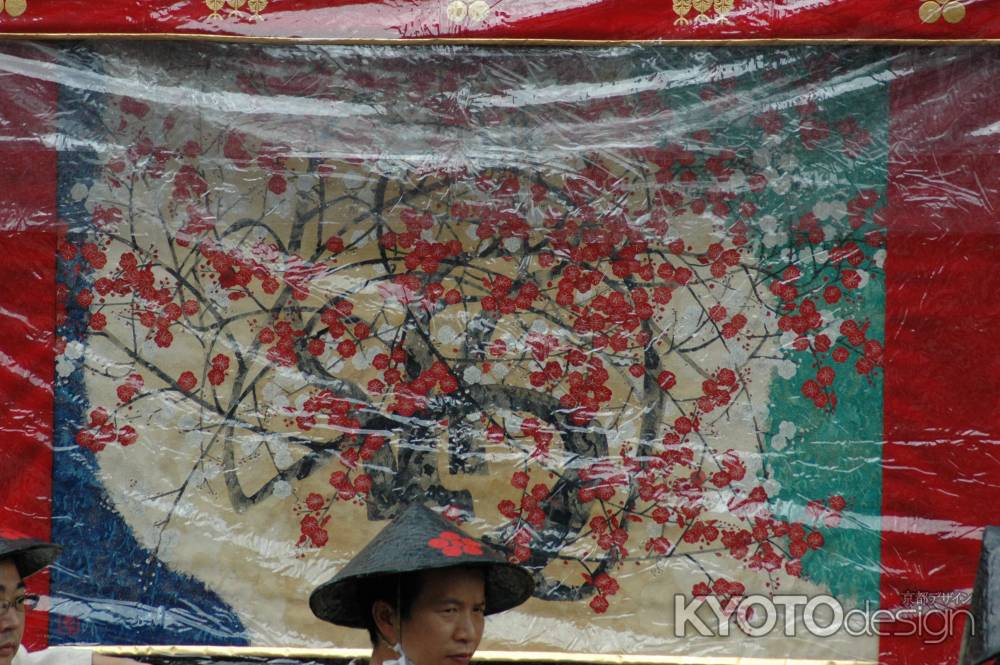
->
[0, 595, 39, 614]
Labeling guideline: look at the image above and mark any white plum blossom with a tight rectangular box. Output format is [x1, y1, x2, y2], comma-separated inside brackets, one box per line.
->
[777, 359, 797, 380]
[763, 478, 782, 496]
[753, 148, 771, 167]
[758, 215, 779, 234]
[294, 174, 314, 193]
[352, 347, 380, 370]
[762, 231, 789, 248]
[70, 183, 89, 201]
[821, 318, 843, 342]
[64, 340, 85, 360]
[273, 446, 293, 470]
[272, 480, 292, 499]
[462, 365, 483, 384]
[435, 324, 458, 345]
[771, 173, 792, 195]
[813, 200, 834, 220]
[770, 434, 787, 451]
[530, 319, 549, 334]
[56, 357, 76, 379]
[778, 420, 797, 439]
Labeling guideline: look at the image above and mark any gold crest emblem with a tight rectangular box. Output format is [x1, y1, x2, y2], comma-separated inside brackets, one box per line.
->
[674, 0, 736, 25]
[205, 0, 267, 20]
[919, 0, 965, 23]
[0, 0, 28, 18]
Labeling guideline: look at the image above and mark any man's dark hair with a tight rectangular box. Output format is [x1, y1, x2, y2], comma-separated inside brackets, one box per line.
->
[0, 553, 26, 580]
[358, 572, 425, 647]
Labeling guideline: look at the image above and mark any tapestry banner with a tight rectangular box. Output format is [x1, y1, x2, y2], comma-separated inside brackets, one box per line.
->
[1, 42, 999, 665]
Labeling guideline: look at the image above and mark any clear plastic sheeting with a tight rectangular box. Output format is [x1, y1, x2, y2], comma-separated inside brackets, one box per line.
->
[0, 42, 998, 665]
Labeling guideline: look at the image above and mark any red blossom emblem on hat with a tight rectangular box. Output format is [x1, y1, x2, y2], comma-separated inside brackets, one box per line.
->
[428, 531, 483, 557]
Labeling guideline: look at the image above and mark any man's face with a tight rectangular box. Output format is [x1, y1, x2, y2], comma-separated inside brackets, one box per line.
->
[0, 560, 25, 665]
[398, 568, 486, 665]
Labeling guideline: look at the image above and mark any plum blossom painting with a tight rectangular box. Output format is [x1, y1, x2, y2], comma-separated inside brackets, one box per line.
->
[17, 42, 894, 660]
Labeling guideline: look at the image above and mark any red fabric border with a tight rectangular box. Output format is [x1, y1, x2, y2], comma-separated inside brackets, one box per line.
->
[882, 51, 1000, 664]
[0, 0, 998, 40]
[0, 44, 58, 651]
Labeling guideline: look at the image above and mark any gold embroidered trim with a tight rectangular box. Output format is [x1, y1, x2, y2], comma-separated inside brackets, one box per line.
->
[1, 33, 1000, 44]
[84, 645, 875, 665]
[205, 0, 267, 21]
[674, 0, 736, 26]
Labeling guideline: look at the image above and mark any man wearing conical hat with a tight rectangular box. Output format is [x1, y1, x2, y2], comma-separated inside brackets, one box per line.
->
[0, 533, 143, 665]
[309, 503, 535, 665]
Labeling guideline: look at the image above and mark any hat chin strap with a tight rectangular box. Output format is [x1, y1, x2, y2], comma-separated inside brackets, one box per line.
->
[378, 574, 418, 665]
[381, 581, 415, 665]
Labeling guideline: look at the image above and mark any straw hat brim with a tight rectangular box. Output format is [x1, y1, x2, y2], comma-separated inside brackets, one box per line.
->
[0, 538, 62, 579]
[309, 503, 535, 628]
[310, 560, 534, 628]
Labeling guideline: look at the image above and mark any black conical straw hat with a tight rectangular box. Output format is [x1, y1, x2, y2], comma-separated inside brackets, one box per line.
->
[0, 533, 62, 579]
[309, 503, 534, 627]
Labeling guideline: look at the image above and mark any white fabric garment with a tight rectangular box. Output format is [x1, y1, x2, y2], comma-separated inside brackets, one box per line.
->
[12, 645, 91, 665]
[383, 643, 415, 665]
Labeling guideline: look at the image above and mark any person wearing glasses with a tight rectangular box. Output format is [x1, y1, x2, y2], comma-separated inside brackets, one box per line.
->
[308, 503, 536, 665]
[0, 533, 143, 665]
